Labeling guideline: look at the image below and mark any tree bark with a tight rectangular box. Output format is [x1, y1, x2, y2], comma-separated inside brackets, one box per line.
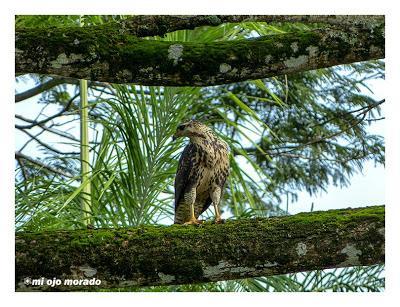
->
[15, 206, 384, 291]
[15, 17, 384, 86]
[77, 15, 384, 38]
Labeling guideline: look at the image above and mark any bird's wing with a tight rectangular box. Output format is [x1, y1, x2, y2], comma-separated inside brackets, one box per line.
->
[174, 143, 197, 212]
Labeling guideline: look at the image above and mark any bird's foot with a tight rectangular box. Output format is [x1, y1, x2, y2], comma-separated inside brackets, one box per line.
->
[214, 217, 225, 224]
[183, 218, 203, 226]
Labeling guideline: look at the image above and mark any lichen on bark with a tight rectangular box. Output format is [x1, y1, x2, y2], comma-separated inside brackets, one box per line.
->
[15, 19, 384, 86]
[15, 206, 385, 291]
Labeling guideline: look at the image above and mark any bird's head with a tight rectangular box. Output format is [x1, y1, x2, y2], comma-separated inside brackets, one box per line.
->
[172, 120, 213, 141]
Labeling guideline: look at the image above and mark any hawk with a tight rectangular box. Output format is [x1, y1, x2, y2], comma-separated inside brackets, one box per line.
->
[172, 120, 230, 225]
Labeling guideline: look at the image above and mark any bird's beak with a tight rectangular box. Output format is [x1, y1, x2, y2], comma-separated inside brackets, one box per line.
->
[172, 135, 177, 141]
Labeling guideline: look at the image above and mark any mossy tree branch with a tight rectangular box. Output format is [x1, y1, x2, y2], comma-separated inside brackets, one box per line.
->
[16, 206, 384, 291]
[15, 17, 384, 86]
[78, 15, 384, 38]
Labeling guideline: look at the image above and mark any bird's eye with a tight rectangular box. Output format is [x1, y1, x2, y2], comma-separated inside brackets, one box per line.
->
[177, 125, 185, 130]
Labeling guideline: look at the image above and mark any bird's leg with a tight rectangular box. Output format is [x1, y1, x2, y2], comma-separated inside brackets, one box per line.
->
[211, 187, 224, 224]
[183, 188, 202, 225]
[183, 202, 201, 225]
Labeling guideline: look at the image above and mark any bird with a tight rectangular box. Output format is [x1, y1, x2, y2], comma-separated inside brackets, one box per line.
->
[172, 120, 230, 225]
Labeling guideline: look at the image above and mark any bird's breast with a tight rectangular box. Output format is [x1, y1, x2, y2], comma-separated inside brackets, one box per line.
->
[191, 138, 229, 193]
[196, 167, 213, 193]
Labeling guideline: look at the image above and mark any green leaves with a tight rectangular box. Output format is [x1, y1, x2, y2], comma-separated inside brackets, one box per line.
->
[87, 85, 197, 226]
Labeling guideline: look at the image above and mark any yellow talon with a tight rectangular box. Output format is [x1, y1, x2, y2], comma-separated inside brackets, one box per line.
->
[214, 217, 224, 224]
[183, 218, 202, 225]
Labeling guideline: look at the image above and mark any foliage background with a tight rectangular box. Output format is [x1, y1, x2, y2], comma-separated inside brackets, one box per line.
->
[15, 15, 385, 291]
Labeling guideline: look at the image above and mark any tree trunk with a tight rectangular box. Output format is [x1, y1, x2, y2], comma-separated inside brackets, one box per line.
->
[15, 206, 384, 291]
[15, 17, 384, 86]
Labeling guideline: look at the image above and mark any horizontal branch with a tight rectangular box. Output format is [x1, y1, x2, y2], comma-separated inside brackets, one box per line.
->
[81, 15, 384, 38]
[15, 206, 384, 291]
[15, 18, 384, 86]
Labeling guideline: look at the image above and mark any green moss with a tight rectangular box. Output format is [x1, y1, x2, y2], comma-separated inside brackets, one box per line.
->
[16, 206, 384, 290]
[15, 21, 384, 86]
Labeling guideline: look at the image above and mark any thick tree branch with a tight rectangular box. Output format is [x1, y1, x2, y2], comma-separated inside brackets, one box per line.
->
[15, 17, 384, 86]
[15, 206, 384, 291]
[81, 15, 384, 38]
